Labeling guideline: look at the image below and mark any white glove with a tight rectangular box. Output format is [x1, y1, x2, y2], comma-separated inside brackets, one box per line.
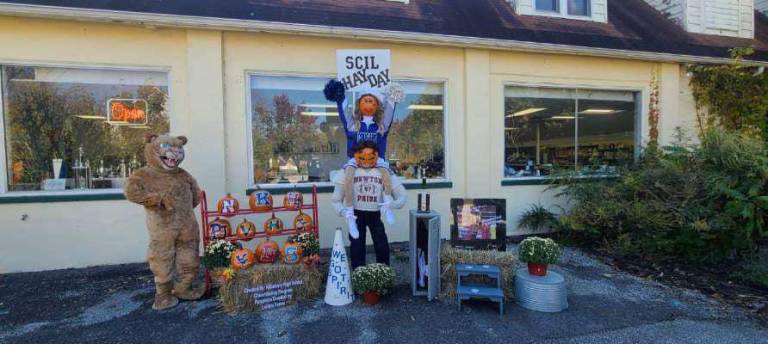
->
[379, 195, 395, 225]
[344, 208, 359, 239]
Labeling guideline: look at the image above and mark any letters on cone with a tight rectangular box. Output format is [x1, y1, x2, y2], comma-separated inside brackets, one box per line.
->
[324, 227, 354, 306]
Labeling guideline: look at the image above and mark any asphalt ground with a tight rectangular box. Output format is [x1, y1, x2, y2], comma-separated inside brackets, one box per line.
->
[1, 244, 767, 344]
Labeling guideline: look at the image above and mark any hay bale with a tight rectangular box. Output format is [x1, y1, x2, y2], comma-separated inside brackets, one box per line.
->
[440, 245, 517, 303]
[219, 264, 323, 313]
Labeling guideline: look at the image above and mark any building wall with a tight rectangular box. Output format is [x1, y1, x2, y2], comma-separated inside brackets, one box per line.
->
[0, 16, 697, 273]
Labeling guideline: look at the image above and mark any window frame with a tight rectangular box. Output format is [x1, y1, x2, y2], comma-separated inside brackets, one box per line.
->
[533, 0, 592, 20]
[0, 61, 172, 196]
[500, 81, 644, 183]
[244, 71, 451, 191]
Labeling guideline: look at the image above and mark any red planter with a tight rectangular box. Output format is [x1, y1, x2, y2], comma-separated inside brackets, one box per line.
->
[362, 291, 380, 305]
[527, 262, 548, 276]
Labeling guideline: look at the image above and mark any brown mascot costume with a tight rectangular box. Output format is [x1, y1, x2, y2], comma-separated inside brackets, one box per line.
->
[124, 134, 204, 310]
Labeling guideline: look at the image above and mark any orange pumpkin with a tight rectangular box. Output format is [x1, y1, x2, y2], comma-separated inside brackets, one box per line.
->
[217, 193, 239, 217]
[293, 211, 313, 232]
[249, 189, 273, 212]
[208, 217, 231, 239]
[281, 240, 303, 264]
[263, 214, 284, 236]
[354, 147, 378, 168]
[236, 218, 257, 239]
[230, 247, 255, 270]
[283, 191, 303, 210]
[255, 238, 280, 263]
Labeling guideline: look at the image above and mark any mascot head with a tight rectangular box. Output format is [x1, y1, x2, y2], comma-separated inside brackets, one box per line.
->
[353, 140, 379, 169]
[144, 134, 187, 173]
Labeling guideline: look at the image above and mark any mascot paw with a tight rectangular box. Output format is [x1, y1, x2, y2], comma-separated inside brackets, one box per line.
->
[173, 284, 206, 301]
[160, 193, 175, 211]
[152, 295, 179, 311]
[324, 79, 346, 103]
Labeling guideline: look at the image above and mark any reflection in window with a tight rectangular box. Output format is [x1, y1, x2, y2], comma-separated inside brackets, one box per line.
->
[504, 86, 636, 178]
[567, 0, 590, 16]
[249, 76, 445, 185]
[535, 0, 559, 12]
[2, 66, 169, 192]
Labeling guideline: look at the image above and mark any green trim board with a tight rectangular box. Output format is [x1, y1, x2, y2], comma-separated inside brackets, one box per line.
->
[501, 175, 619, 186]
[0, 192, 126, 204]
[247, 181, 453, 195]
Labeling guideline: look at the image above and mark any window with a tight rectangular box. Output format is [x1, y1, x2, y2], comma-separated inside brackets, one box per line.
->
[1, 66, 169, 192]
[535, 0, 591, 17]
[249, 75, 445, 185]
[504, 86, 637, 178]
[567, 0, 590, 16]
[535, 0, 559, 12]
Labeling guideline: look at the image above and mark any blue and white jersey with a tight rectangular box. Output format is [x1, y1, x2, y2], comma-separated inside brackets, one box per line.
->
[335, 98, 396, 159]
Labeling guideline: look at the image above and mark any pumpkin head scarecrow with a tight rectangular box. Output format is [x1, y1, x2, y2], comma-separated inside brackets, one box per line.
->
[124, 134, 205, 311]
[330, 140, 407, 269]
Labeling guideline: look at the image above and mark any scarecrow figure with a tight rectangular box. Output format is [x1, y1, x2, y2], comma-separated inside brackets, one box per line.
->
[331, 140, 407, 269]
[324, 80, 405, 226]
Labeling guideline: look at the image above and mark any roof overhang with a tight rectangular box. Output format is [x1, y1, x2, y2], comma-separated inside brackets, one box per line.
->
[0, 2, 766, 66]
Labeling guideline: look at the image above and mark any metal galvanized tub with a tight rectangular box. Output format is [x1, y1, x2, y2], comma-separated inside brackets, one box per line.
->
[515, 268, 568, 312]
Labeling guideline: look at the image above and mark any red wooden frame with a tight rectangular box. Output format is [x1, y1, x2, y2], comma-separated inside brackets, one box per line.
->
[200, 185, 320, 294]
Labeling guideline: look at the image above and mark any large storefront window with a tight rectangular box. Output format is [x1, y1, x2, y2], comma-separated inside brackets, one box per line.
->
[504, 86, 636, 178]
[1, 66, 169, 192]
[249, 75, 445, 185]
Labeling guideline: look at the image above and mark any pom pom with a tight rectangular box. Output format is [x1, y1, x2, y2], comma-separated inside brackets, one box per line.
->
[324, 79, 346, 103]
[383, 82, 405, 103]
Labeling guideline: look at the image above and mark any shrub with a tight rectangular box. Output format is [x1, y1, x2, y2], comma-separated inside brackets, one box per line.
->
[351, 263, 395, 295]
[554, 129, 768, 265]
[518, 237, 561, 264]
[518, 203, 558, 232]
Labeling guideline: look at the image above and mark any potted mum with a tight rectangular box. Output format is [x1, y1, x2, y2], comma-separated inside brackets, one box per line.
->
[202, 239, 237, 285]
[518, 237, 561, 276]
[351, 263, 395, 305]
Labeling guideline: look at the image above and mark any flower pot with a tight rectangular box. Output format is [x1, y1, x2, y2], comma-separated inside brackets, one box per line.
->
[362, 291, 380, 305]
[527, 262, 548, 276]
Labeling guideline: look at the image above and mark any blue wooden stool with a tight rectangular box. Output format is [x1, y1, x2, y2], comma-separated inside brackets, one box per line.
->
[456, 264, 504, 316]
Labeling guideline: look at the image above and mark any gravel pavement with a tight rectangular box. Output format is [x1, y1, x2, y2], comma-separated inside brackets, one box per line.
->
[1, 244, 766, 344]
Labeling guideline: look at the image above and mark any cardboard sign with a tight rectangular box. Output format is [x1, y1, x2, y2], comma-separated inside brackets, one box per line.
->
[336, 49, 391, 91]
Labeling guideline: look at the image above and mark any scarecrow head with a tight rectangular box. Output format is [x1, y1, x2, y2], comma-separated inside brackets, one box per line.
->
[353, 140, 379, 169]
[353, 90, 384, 130]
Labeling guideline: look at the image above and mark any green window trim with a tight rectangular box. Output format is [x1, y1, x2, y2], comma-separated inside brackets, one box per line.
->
[246, 181, 453, 195]
[0, 192, 126, 204]
[501, 175, 619, 186]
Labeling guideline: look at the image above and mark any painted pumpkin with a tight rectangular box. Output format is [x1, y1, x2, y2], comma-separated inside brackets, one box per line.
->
[263, 214, 284, 236]
[283, 191, 303, 210]
[302, 253, 321, 269]
[230, 247, 255, 270]
[293, 211, 313, 232]
[208, 217, 231, 239]
[236, 218, 257, 239]
[354, 146, 378, 168]
[255, 238, 280, 263]
[217, 193, 239, 216]
[249, 189, 273, 212]
[281, 240, 303, 264]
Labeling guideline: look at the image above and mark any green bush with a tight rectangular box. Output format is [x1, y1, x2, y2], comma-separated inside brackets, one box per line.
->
[555, 129, 768, 265]
[518, 237, 561, 264]
[518, 203, 559, 232]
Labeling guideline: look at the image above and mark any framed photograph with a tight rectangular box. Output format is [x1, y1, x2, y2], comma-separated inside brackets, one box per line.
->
[450, 198, 506, 251]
